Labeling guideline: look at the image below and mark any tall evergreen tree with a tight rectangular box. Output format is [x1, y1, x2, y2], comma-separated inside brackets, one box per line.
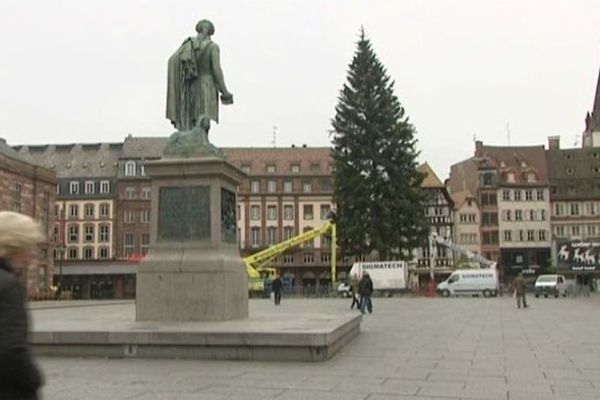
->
[331, 29, 428, 261]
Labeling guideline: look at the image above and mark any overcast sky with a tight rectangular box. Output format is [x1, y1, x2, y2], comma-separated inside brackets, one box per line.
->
[1, 0, 599, 179]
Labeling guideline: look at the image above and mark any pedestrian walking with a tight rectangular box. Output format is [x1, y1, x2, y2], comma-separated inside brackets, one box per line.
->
[349, 274, 361, 310]
[272, 275, 283, 306]
[358, 272, 374, 314]
[513, 272, 528, 309]
[0, 211, 45, 400]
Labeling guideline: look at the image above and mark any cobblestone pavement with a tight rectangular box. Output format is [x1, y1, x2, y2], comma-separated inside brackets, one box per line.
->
[38, 295, 600, 400]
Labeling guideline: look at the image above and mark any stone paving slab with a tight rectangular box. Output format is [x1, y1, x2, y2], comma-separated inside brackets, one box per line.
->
[37, 295, 600, 400]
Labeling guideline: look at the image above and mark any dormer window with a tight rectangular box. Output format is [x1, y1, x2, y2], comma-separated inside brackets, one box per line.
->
[291, 164, 300, 173]
[506, 172, 515, 183]
[241, 164, 250, 174]
[69, 181, 80, 195]
[125, 161, 136, 176]
[527, 172, 536, 183]
[266, 164, 276, 173]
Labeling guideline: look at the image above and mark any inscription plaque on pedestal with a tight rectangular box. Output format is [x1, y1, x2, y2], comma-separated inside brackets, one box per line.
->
[158, 186, 210, 241]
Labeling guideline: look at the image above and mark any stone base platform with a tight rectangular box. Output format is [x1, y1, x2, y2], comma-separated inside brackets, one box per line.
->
[29, 301, 361, 362]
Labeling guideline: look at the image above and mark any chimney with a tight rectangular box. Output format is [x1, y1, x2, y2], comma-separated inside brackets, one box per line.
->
[474, 140, 483, 157]
[548, 136, 560, 150]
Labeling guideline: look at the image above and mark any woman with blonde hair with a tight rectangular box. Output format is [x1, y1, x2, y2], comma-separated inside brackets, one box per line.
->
[0, 211, 44, 399]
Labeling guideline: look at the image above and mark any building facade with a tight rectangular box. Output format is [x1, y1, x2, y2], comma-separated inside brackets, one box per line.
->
[451, 190, 481, 260]
[414, 163, 454, 285]
[1, 139, 56, 296]
[16, 143, 127, 299]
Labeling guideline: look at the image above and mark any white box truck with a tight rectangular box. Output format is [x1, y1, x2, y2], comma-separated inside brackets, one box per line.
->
[436, 268, 499, 297]
[338, 261, 408, 296]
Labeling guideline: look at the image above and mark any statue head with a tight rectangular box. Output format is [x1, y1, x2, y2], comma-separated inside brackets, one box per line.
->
[195, 19, 215, 36]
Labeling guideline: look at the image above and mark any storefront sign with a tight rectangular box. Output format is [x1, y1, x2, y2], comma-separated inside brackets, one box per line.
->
[556, 240, 600, 272]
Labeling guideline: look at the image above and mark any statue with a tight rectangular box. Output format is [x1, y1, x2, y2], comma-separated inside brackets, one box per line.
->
[166, 19, 233, 131]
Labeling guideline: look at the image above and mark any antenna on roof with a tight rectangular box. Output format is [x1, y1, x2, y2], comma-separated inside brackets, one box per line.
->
[271, 126, 277, 148]
[574, 134, 579, 147]
[506, 122, 511, 145]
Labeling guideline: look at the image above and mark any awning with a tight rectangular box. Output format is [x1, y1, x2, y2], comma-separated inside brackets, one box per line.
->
[320, 272, 331, 279]
[57, 263, 137, 276]
[302, 271, 316, 279]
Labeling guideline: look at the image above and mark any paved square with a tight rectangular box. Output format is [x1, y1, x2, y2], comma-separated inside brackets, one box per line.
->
[38, 296, 600, 399]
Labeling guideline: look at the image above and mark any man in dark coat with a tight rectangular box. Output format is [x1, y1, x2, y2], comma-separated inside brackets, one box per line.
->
[0, 211, 44, 400]
[358, 272, 374, 314]
[513, 272, 528, 309]
[271, 275, 283, 306]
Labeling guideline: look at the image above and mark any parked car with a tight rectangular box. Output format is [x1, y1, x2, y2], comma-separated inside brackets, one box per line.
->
[534, 274, 567, 298]
[337, 282, 352, 297]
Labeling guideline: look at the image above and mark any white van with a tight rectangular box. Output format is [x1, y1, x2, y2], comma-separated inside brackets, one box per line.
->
[534, 274, 568, 298]
[437, 269, 498, 297]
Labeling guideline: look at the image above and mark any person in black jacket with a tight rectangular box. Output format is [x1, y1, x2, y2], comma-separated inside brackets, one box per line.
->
[358, 272, 374, 314]
[271, 275, 283, 306]
[0, 211, 44, 400]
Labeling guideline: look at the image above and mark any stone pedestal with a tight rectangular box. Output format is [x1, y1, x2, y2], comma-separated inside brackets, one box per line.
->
[136, 156, 248, 322]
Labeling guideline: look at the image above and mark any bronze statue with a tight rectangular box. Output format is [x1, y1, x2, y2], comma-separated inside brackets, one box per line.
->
[166, 19, 233, 131]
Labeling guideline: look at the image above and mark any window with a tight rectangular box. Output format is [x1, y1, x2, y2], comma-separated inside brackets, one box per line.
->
[99, 247, 109, 259]
[84, 204, 94, 218]
[68, 225, 79, 243]
[283, 205, 294, 220]
[527, 230, 535, 241]
[283, 226, 294, 240]
[140, 209, 150, 223]
[556, 226, 565, 236]
[283, 254, 294, 264]
[538, 230, 547, 241]
[11, 182, 21, 213]
[515, 210, 522, 221]
[68, 247, 78, 260]
[85, 181, 95, 194]
[280, 180, 292, 194]
[588, 225, 596, 237]
[291, 164, 300, 173]
[84, 225, 94, 242]
[124, 210, 134, 223]
[482, 231, 498, 244]
[309, 163, 320, 173]
[99, 224, 110, 242]
[572, 226, 580, 236]
[142, 187, 151, 200]
[503, 190, 511, 201]
[100, 181, 110, 194]
[482, 212, 498, 225]
[303, 227, 314, 248]
[141, 234, 150, 255]
[267, 227, 277, 245]
[480, 193, 497, 205]
[505, 172, 515, 183]
[586, 202, 596, 216]
[540, 210, 546, 220]
[251, 227, 261, 247]
[251, 180, 260, 193]
[69, 181, 80, 195]
[100, 203, 110, 218]
[536, 189, 544, 201]
[250, 205, 260, 220]
[504, 210, 512, 221]
[570, 203, 579, 216]
[124, 233, 135, 257]
[303, 179, 312, 193]
[321, 253, 331, 263]
[69, 204, 79, 219]
[483, 173, 494, 186]
[266, 164, 276, 173]
[319, 177, 332, 192]
[125, 161, 136, 176]
[529, 210, 536, 221]
[518, 230, 525, 241]
[513, 190, 521, 201]
[527, 172, 536, 183]
[566, 168, 574, 175]
[83, 247, 94, 260]
[303, 253, 314, 263]
[125, 187, 136, 199]
[267, 180, 277, 193]
[267, 205, 277, 220]
[140, 165, 145, 176]
[555, 203, 563, 216]
[320, 204, 331, 220]
[503, 230, 512, 242]
[303, 205, 314, 220]
[525, 190, 533, 201]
